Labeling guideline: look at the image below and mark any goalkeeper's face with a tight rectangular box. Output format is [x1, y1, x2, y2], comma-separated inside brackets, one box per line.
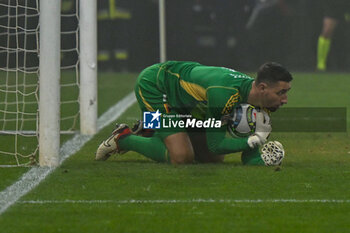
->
[261, 81, 291, 112]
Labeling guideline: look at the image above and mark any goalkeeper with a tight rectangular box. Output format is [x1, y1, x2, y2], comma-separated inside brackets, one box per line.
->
[96, 61, 292, 165]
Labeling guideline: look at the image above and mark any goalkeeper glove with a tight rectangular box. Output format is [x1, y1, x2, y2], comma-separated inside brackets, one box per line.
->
[261, 141, 285, 166]
[247, 112, 271, 148]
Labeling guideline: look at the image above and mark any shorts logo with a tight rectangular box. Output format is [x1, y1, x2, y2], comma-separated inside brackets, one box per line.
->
[143, 110, 161, 129]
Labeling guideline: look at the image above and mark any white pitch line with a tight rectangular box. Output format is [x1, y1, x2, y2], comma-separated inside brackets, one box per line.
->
[4, 199, 350, 205]
[0, 92, 136, 215]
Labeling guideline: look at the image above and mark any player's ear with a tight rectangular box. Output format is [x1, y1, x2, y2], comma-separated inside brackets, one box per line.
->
[256, 82, 268, 92]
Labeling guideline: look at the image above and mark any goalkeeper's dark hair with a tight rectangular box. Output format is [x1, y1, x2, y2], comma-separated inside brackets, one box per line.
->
[256, 62, 293, 85]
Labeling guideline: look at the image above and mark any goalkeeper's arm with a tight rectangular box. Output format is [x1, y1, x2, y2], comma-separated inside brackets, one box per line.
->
[204, 87, 271, 154]
[206, 126, 251, 154]
[206, 111, 271, 154]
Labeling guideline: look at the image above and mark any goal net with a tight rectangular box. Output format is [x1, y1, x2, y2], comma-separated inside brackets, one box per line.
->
[0, 0, 82, 167]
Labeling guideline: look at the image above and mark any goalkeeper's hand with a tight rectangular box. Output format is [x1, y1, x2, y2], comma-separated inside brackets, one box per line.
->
[261, 141, 285, 166]
[247, 112, 271, 148]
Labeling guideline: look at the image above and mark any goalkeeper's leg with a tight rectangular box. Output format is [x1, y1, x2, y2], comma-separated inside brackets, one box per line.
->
[117, 131, 169, 162]
[118, 129, 195, 164]
[96, 124, 195, 164]
[114, 64, 195, 164]
[129, 122, 224, 163]
[187, 128, 225, 163]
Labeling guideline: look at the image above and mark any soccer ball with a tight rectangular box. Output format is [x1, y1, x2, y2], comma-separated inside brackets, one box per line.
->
[227, 104, 270, 138]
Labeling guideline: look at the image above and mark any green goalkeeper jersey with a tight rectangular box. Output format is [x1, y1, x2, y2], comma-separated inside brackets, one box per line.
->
[137, 61, 254, 154]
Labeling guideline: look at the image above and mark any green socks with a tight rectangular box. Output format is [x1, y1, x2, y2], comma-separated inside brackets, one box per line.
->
[317, 36, 331, 71]
[118, 134, 170, 162]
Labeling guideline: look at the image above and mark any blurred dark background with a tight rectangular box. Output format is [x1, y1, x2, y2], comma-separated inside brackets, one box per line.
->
[95, 0, 350, 72]
[1, 0, 349, 72]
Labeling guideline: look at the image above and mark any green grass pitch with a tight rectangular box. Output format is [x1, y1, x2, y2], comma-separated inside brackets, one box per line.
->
[0, 72, 350, 232]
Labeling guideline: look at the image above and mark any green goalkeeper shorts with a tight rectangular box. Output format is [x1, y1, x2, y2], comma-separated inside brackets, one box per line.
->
[134, 63, 185, 139]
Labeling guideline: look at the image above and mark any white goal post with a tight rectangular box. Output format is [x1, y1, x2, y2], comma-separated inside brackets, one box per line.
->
[79, 0, 97, 136]
[39, 0, 97, 167]
[38, 0, 61, 167]
[158, 0, 166, 63]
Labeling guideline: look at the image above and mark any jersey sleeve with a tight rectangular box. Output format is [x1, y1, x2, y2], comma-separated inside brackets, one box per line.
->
[205, 87, 251, 154]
